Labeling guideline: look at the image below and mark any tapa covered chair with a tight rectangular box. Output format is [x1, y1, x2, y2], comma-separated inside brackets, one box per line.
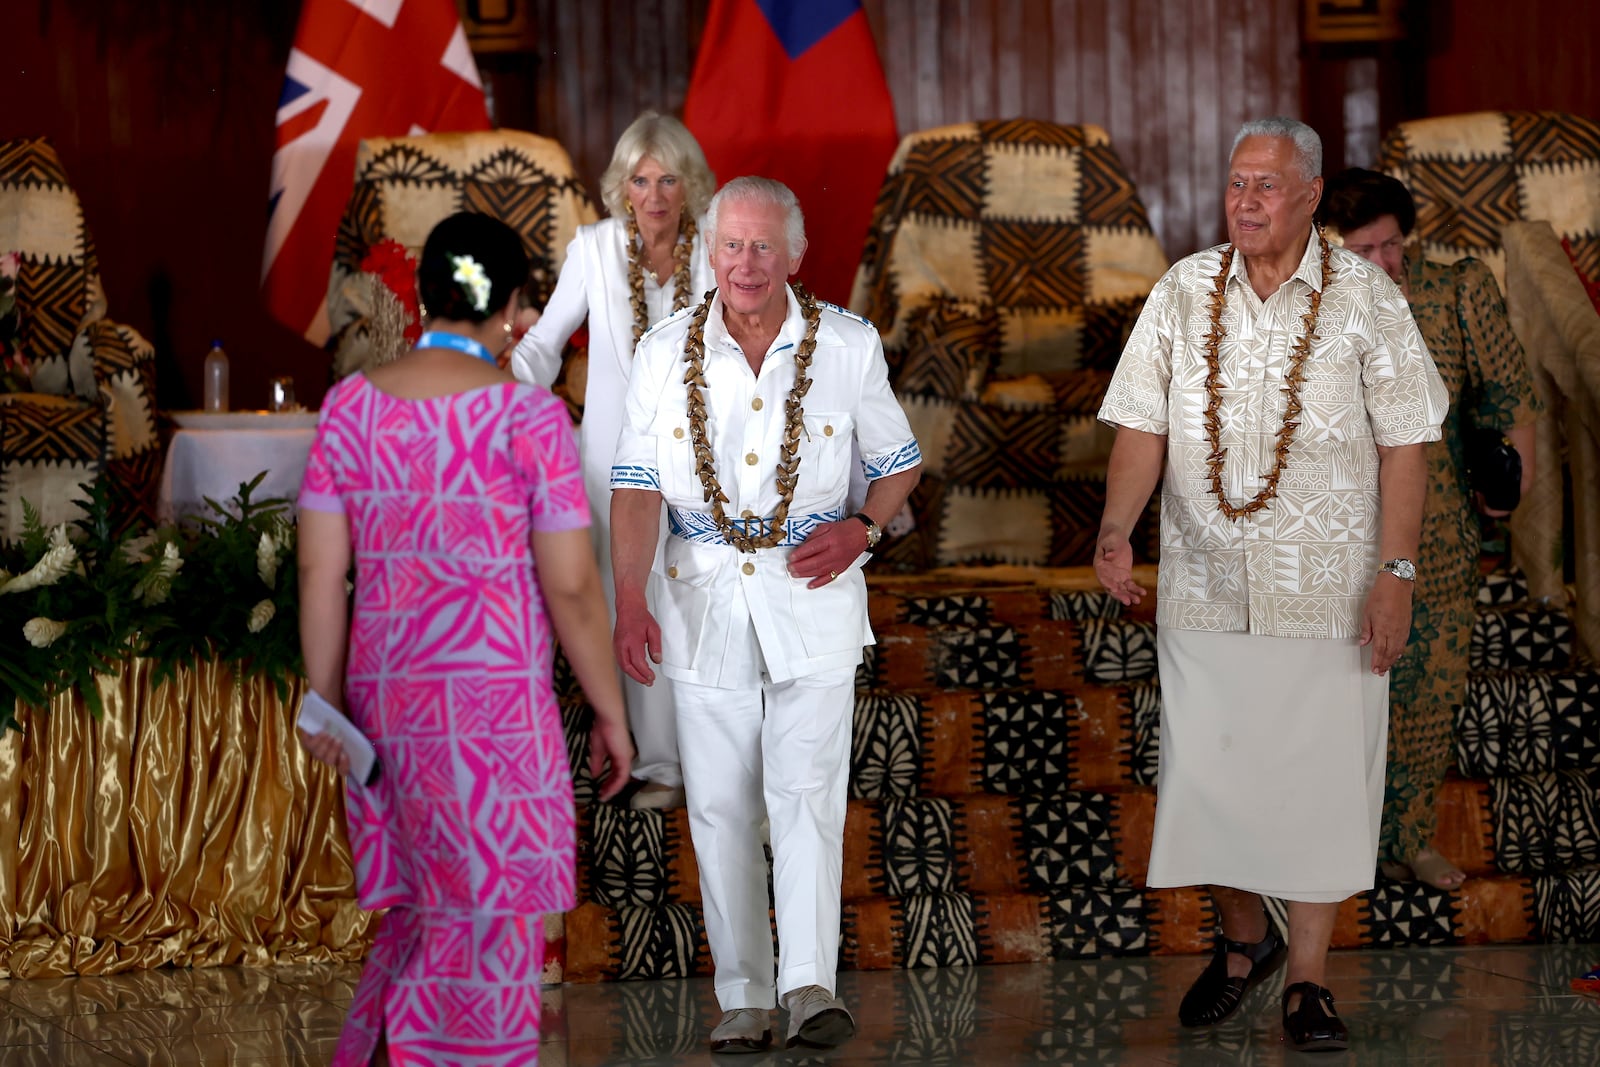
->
[849, 119, 1168, 568]
[325, 129, 598, 390]
[0, 138, 159, 539]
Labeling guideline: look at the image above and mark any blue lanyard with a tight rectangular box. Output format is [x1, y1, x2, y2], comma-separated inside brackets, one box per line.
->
[416, 330, 496, 367]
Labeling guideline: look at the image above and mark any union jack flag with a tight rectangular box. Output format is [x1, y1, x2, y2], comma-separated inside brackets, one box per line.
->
[263, 0, 490, 344]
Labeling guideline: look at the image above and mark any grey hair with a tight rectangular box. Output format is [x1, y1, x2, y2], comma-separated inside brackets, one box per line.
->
[1232, 117, 1323, 181]
[599, 111, 716, 219]
[705, 176, 808, 255]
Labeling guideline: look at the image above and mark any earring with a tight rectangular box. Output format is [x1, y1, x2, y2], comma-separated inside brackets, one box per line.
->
[625, 200, 635, 216]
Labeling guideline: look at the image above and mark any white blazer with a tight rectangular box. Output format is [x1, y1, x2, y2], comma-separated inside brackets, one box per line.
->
[511, 216, 714, 554]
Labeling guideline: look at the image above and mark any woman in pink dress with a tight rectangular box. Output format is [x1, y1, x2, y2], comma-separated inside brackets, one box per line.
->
[297, 212, 633, 1067]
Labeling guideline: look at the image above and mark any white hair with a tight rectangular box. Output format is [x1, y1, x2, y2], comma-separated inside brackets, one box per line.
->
[705, 176, 807, 255]
[1232, 116, 1323, 181]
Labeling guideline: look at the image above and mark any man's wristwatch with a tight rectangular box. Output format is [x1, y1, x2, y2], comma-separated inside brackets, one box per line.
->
[851, 512, 883, 549]
[1380, 558, 1417, 583]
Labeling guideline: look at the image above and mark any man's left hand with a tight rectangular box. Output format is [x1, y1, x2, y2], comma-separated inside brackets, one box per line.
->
[788, 519, 868, 589]
[1359, 574, 1414, 675]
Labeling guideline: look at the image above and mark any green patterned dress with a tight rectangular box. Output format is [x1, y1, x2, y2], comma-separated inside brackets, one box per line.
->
[1380, 254, 1542, 865]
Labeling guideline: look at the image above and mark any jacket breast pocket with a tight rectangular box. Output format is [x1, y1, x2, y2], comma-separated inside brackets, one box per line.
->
[649, 408, 696, 498]
[794, 412, 854, 509]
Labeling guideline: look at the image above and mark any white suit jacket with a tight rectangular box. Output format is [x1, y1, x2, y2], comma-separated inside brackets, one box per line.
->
[611, 287, 921, 686]
[510, 216, 713, 529]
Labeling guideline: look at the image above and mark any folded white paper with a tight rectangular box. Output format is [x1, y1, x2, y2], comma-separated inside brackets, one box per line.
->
[297, 689, 380, 786]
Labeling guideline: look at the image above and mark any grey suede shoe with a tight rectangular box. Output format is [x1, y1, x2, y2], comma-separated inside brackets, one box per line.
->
[709, 1008, 771, 1055]
[783, 985, 855, 1049]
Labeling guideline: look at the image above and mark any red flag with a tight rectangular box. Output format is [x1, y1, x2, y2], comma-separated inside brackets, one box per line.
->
[683, 0, 898, 307]
[262, 0, 490, 344]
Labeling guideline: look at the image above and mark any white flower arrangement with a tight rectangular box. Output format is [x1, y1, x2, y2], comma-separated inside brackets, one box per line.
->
[257, 532, 280, 588]
[247, 599, 276, 633]
[451, 254, 492, 314]
[23, 617, 67, 648]
[0, 541, 79, 595]
[135, 542, 184, 606]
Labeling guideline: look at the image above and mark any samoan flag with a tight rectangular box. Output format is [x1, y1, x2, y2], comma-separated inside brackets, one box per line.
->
[683, 0, 899, 307]
[262, 0, 489, 345]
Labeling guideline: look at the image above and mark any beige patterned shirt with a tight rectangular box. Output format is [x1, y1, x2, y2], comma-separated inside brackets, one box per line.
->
[1099, 233, 1448, 638]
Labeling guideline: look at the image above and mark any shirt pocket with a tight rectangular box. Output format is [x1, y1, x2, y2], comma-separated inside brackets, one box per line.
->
[1298, 335, 1364, 428]
[649, 407, 696, 499]
[794, 411, 854, 509]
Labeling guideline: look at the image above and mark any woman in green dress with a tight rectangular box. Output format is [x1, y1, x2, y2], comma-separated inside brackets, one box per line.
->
[1317, 169, 1540, 890]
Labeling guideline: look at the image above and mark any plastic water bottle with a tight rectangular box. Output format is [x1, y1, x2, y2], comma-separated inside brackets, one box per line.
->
[202, 339, 229, 412]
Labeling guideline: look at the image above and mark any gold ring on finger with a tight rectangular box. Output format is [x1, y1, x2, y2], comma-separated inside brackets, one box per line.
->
[829, 570, 838, 580]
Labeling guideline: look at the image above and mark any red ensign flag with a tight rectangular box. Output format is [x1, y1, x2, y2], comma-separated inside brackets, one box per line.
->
[683, 0, 899, 307]
[263, 0, 490, 344]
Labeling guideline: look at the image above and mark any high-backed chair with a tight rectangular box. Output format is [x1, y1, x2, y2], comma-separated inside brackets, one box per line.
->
[849, 120, 1168, 568]
[325, 129, 598, 384]
[1381, 112, 1600, 650]
[1378, 110, 1600, 296]
[0, 138, 159, 539]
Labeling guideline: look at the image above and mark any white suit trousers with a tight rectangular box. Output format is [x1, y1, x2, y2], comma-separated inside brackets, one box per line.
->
[674, 646, 856, 1010]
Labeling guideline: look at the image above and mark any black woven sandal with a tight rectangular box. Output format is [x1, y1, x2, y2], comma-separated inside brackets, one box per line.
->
[1178, 926, 1287, 1027]
[1282, 981, 1349, 1052]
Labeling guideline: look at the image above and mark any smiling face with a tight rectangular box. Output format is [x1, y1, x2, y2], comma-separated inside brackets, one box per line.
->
[709, 198, 805, 321]
[1337, 214, 1406, 285]
[1225, 135, 1323, 266]
[625, 155, 687, 229]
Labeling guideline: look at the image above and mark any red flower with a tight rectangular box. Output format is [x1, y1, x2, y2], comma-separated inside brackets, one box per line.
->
[360, 239, 422, 344]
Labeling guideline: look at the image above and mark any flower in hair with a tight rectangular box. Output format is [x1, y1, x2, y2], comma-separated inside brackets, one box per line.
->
[451, 254, 492, 313]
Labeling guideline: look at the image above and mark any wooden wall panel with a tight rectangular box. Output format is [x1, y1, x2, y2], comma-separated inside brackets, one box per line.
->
[1416, 0, 1600, 123]
[858, 0, 1303, 258]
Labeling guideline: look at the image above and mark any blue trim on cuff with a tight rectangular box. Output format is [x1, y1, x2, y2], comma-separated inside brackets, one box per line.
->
[862, 441, 922, 480]
[610, 465, 661, 491]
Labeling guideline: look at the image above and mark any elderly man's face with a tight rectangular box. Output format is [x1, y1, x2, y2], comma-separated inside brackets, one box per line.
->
[1226, 135, 1322, 264]
[710, 199, 804, 320]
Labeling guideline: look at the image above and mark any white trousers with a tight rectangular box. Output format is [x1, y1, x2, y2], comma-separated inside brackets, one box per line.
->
[675, 636, 856, 1009]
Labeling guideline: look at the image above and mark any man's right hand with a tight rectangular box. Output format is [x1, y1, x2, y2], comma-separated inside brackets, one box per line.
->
[1094, 529, 1146, 606]
[614, 595, 662, 686]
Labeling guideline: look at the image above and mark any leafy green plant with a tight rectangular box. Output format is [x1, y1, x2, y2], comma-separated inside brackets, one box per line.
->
[0, 475, 304, 731]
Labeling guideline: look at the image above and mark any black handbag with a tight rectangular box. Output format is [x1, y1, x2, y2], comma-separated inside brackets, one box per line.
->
[1465, 428, 1522, 512]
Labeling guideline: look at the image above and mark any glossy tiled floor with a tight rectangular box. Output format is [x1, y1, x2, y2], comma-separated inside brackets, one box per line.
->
[2, 945, 1597, 1065]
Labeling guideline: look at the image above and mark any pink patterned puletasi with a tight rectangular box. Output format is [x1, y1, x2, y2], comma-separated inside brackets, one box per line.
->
[298, 376, 589, 1067]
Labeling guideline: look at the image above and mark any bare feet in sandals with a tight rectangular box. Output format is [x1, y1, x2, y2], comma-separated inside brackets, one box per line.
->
[1383, 847, 1467, 890]
[1410, 847, 1467, 890]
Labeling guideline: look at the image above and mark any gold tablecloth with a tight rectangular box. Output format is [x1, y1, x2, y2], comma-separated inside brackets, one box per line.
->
[0, 658, 374, 978]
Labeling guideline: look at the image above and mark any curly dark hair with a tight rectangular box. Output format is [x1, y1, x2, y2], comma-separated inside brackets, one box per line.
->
[1316, 168, 1417, 237]
[417, 212, 530, 324]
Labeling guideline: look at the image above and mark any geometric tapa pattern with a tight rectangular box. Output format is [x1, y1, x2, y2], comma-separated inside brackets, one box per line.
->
[1380, 110, 1600, 295]
[1470, 605, 1575, 671]
[0, 137, 159, 534]
[850, 120, 1167, 568]
[1489, 771, 1600, 875]
[327, 130, 597, 378]
[1359, 878, 1459, 947]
